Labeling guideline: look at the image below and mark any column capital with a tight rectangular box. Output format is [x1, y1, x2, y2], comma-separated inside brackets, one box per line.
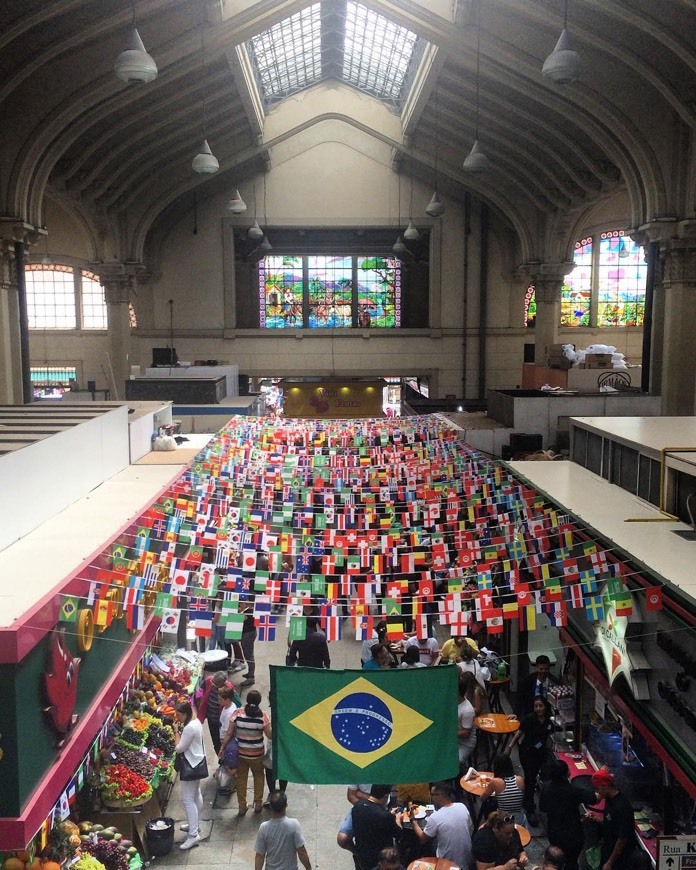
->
[90, 261, 144, 303]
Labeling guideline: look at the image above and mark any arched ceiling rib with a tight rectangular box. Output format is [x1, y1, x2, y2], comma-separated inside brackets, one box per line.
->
[1, 0, 694, 258]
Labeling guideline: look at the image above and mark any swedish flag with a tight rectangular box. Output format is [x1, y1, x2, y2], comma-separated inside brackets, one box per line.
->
[271, 666, 458, 784]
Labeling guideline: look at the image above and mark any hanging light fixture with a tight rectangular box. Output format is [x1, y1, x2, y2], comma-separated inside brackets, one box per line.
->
[114, 4, 158, 84]
[542, 0, 580, 84]
[404, 177, 420, 240]
[618, 237, 630, 259]
[426, 83, 445, 217]
[257, 235, 272, 254]
[248, 179, 264, 239]
[192, 22, 219, 173]
[393, 173, 406, 255]
[463, 1, 489, 173]
[226, 189, 247, 213]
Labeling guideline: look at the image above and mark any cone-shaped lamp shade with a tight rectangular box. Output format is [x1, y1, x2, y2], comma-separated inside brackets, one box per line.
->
[542, 29, 581, 84]
[392, 235, 407, 255]
[426, 192, 445, 217]
[114, 27, 158, 83]
[257, 235, 272, 254]
[192, 140, 219, 174]
[248, 220, 264, 240]
[463, 139, 490, 173]
[226, 189, 247, 213]
[618, 238, 629, 258]
[403, 220, 420, 241]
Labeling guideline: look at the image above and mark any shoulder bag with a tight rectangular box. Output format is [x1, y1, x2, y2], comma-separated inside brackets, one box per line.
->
[176, 752, 209, 781]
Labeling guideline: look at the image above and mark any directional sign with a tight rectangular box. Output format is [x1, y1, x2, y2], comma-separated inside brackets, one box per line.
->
[658, 836, 696, 870]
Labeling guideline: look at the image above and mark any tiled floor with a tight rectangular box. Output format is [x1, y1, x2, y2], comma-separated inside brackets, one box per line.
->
[154, 622, 549, 868]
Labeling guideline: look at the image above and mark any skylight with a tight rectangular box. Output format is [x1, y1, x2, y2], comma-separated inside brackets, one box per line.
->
[247, 4, 323, 103]
[245, 1, 423, 110]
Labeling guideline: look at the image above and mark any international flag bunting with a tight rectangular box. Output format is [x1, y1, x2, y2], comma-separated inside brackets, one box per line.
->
[161, 608, 181, 632]
[645, 586, 663, 611]
[584, 595, 605, 621]
[271, 665, 458, 783]
[60, 595, 79, 623]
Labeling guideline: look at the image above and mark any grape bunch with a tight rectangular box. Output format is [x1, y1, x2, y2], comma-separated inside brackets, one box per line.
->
[83, 837, 129, 870]
[146, 724, 175, 755]
[111, 744, 156, 779]
[119, 727, 145, 746]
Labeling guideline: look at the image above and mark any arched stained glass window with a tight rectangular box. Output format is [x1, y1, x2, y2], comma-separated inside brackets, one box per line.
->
[558, 231, 646, 328]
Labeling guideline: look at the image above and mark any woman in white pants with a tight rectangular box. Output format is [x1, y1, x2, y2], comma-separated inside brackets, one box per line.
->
[174, 702, 206, 850]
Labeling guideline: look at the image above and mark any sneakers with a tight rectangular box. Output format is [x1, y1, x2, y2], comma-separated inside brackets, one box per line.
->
[238, 806, 249, 816]
[180, 834, 201, 850]
[180, 823, 189, 832]
[254, 803, 263, 814]
[230, 661, 244, 672]
[240, 678, 255, 687]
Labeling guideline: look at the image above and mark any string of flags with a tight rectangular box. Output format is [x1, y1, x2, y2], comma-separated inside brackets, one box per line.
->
[59, 415, 665, 643]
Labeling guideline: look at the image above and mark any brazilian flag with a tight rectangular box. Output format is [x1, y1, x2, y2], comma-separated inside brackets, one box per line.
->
[271, 665, 458, 784]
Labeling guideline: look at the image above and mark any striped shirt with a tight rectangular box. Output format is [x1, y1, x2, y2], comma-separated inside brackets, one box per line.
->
[496, 776, 524, 813]
[233, 709, 269, 758]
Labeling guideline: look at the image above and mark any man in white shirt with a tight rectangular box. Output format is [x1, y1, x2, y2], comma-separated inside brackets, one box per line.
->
[255, 791, 312, 870]
[404, 635, 440, 666]
[406, 782, 473, 869]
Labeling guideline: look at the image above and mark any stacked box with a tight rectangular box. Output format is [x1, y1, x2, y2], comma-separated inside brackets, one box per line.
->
[582, 353, 613, 369]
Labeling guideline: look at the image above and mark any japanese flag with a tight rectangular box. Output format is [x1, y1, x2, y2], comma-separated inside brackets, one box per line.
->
[170, 568, 189, 593]
[242, 548, 258, 574]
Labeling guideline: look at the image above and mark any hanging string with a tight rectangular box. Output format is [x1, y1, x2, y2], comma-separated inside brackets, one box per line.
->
[474, 0, 482, 141]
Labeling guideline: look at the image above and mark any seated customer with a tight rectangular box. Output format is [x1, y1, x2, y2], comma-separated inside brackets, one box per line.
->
[472, 811, 529, 870]
[400, 646, 426, 668]
[481, 754, 526, 826]
[363, 644, 390, 670]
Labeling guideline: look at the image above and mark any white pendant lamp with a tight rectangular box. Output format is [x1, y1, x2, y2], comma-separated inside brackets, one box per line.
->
[542, 1, 580, 84]
[114, 27, 158, 84]
[192, 139, 219, 174]
[463, 139, 490, 173]
[618, 237, 629, 258]
[257, 235, 272, 254]
[392, 235, 407, 256]
[404, 219, 420, 241]
[426, 192, 445, 217]
[542, 28, 580, 83]
[226, 189, 247, 213]
[248, 220, 264, 240]
[463, 1, 489, 174]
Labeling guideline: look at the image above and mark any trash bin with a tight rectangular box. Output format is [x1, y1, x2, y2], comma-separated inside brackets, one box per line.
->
[145, 817, 175, 857]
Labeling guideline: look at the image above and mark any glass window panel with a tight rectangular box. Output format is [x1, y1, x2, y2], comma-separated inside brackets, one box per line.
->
[561, 238, 592, 326]
[307, 256, 353, 327]
[80, 269, 107, 329]
[357, 256, 400, 327]
[259, 256, 304, 328]
[597, 231, 647, 327]
[343, 2, 421, 106]
[246, 5, 322, 103]
[129, 302, 138, 329]
[25, 265, 76, 329]
[524, 284, 536, 327]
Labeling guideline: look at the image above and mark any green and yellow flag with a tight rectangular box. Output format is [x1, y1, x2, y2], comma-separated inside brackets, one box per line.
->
[271, 665, 459, 784]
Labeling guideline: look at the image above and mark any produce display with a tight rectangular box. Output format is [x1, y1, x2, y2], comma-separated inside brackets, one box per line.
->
[101, 765, 153, 807]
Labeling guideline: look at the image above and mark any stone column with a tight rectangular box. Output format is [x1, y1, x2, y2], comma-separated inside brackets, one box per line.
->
[96, 263, 136, 401]
[636, 219, 696, 415]
[0, 220, 43, 405]
[530, 262, 572, 366]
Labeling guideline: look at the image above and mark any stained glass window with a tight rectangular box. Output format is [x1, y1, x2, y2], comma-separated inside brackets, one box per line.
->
[524, 284, 536, 327]
[357, 256, 399, 327]
[557, 231, 646, 328]
[259, 254, 401, 328]
[307, 256, 353, 327]
[561, 237, 592, 326]
[596, 231, 646, 327]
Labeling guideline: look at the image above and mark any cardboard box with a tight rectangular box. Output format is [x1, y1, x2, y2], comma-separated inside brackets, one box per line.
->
[582, 353, 613, 369]
[548, 356, 572, 370]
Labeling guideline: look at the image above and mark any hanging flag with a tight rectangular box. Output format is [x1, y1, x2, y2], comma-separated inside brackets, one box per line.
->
[569, 584, 585, 609]
[289, 616, 307, 642]
[224, 612, 245, 640]
[518, 604, 536, 632]
[271, 665, 458, 783]
[584, 595, 605, 621]
[161, 609, 181, 632]
[60, 596, 79, 623]
[645, 586, 663, 612]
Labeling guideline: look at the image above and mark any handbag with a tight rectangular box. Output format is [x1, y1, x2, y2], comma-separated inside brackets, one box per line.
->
[176, 753, 209, 781]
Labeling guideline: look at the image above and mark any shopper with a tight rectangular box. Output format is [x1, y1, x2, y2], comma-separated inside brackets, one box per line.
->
[233, 689, 272, 815]
[351, 784, 401, 870]
[239, 594, 257, 687]
[587, 769, 636, 870]
[481, 754, 527, 826]
[216, 685, 239, 795]
[472, 811, 529, 870]
[539, 760, 595, 870]
[173, 702, 206, 851]
[406, 781, 473, 869]
[195, 669, 235, 754]
[254, 790, 312, 870]
[506, 696, 555, 825]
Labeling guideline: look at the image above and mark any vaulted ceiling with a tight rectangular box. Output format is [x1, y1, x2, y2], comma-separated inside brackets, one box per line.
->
[2, 0, 694, 261]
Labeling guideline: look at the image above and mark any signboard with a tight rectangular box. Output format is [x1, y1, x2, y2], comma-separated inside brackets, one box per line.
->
[658, 836, 696, 870]
[594, 585, 649, 699]
[282, 380, 385, 418]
